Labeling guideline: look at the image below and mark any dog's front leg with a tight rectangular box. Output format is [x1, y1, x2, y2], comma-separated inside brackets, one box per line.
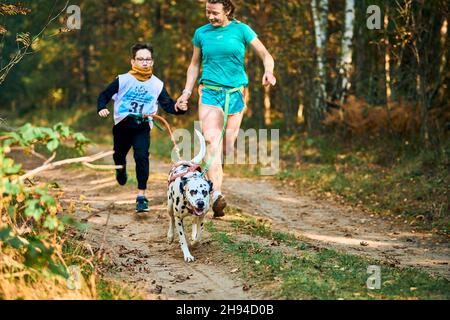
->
[191, 216, 205, 247]
[167, 205, 175, 244]
[175, 217, 195, 262]
[191, 219, 198, 242]
[167, 191, 175, 244]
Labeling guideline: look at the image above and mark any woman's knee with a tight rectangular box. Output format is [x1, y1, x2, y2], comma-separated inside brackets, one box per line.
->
[203, 127, 222, 146]
[224, 139, 236, 156]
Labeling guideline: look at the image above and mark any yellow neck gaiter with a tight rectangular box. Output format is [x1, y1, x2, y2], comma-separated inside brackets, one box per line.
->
[129, 65, 153, 81]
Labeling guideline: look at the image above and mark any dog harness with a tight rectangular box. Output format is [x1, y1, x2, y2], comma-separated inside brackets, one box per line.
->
[167, 161, 203, 186]
[168, 161, 206, 217]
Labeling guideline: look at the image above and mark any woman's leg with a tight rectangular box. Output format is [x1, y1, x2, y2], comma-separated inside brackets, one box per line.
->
[223, 111, 245, 163]
[199, 104, 224, 193]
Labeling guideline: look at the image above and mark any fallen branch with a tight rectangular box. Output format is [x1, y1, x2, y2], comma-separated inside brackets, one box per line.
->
[43, 152, 56, 166]
[82, 162, 123, 170]
[10, 146, 49, 163]
[97, 211, 111, 261]
[18, 150, 114, 182]
[0, 135, 11, 141]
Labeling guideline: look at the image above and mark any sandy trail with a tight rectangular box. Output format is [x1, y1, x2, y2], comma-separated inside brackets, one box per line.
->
[31, 144, 449, 300]
[38, 164, 259, 300]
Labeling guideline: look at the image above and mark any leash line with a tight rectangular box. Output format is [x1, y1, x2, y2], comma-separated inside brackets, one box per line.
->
[199, 84, 243, 177]
[139, 84, 243, 173]
[141, 113, 182, 160]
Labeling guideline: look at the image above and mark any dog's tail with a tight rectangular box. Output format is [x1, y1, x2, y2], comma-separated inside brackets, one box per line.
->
[191, 129, 206, 165]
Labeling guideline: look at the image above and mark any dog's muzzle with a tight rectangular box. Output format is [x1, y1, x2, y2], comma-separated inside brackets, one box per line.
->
[187, 201, 206, 216]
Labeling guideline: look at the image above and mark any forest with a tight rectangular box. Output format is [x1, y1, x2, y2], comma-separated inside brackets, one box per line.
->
[0, 0, 448, 301]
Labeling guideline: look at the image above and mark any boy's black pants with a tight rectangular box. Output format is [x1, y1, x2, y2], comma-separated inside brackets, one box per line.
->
[112, 117, 150, 190]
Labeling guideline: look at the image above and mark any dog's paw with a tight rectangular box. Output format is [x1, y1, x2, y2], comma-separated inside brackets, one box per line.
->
[184, 254, 195, 262]
[167, 234, 174, 244]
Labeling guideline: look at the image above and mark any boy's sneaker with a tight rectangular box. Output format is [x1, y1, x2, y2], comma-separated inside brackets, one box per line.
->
[212, 194, 227, 218]
[136, 196, 149, 213]
[115, 168, 127, 186]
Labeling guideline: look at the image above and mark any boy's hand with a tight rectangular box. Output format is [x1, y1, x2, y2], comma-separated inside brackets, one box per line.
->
[98, 109, 110, 117]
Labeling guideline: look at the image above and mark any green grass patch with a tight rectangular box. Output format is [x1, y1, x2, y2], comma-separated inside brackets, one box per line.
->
[206, 218, 450, 300]
[96, 279, 142, 300]
[230, 217, 299, 248]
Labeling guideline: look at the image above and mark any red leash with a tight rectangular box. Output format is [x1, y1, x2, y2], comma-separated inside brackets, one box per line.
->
[142, 113, 181, 160]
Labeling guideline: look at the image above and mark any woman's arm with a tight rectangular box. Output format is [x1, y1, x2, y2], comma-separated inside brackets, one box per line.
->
[249, 38, 277, 87]
[175, 46, 202, 111]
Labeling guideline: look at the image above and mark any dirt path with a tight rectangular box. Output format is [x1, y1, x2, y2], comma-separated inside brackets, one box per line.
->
[33, 145, 449, 299]
[38, 165, 259, 300]
[224, 178, 450, 280]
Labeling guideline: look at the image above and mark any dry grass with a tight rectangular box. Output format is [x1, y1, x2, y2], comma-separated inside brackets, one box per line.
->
[0, 249, 96, 299]
[323, 96, 449, 136]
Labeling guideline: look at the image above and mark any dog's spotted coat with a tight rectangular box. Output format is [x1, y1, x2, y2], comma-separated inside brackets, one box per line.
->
[166, 130, 213, 262]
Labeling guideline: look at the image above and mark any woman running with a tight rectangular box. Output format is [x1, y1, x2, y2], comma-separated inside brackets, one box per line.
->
[176, 0, 276, 217]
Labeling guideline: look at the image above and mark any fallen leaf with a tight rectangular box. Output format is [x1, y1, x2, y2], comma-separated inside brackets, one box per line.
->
[230, 268, 239, 273]
[243, 284, 251, 291]
[150, 285, 163, 294]
[360, 241, 369, 247]
[171, 274, 191, 283]
[176, 290, 190, 295]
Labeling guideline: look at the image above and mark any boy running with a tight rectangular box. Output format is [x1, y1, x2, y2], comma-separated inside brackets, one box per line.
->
[97, 43, 187, 213]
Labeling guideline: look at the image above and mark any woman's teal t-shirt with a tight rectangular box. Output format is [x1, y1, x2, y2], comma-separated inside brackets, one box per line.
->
[192, 20, 257, 88]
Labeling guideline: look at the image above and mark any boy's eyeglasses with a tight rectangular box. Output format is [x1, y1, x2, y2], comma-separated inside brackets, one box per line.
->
[135, 58, 153, 62]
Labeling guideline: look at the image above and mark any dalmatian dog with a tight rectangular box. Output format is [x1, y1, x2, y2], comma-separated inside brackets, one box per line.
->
[167, 129, 213, 262]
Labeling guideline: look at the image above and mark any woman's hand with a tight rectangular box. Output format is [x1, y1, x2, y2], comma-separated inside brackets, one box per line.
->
[262, 71, 277, 87]
[175, 93, 190, 112]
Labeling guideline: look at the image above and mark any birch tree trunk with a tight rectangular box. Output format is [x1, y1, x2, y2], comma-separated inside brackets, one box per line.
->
[438, 18, 448, 104]
[311, 0, 328, 101]
[337, 0, 355, 104]
[384, 8, 392, 107]
[309, 0, 329, 132]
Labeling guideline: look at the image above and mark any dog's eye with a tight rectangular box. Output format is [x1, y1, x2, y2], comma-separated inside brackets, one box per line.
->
[190, 190, 197, 196]
[202, 190, 208, 197]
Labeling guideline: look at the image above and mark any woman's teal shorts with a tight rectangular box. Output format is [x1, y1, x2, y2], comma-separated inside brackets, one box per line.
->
[199, 84, 247, 115]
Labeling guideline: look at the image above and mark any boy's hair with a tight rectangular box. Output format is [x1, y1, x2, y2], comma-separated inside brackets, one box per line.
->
[130, 43, 154, 59]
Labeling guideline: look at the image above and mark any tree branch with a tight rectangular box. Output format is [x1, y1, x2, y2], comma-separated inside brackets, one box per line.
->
[82, 162, 123, 170]
[18, 150, 115, 182]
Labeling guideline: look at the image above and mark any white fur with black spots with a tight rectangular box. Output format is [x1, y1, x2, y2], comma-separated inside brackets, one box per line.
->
[167, 130, 213, 262]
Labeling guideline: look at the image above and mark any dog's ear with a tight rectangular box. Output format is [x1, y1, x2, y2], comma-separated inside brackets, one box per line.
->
[179, 176, 188, 193]
[207, 180, 213, 193]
